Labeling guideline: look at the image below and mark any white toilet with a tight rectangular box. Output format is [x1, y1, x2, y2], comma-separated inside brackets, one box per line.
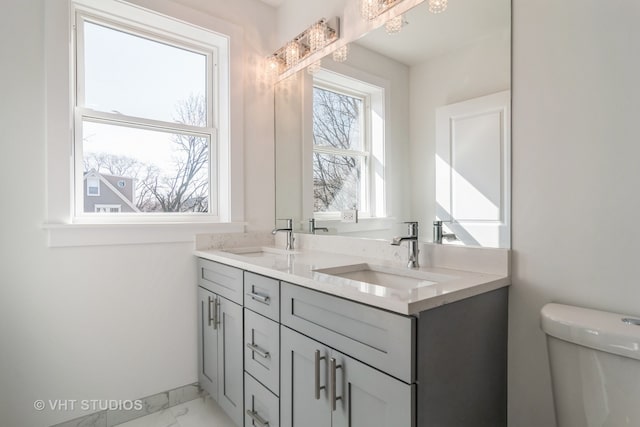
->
[541, 303, 640, 427]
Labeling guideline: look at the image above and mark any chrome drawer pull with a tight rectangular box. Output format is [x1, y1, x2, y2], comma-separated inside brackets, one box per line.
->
[207, 296, 214, 327]
[213, 297, 221, 330]
[246, 343, 271, 359]
[330, 357, 342, 411]
[246, 409, 270, 427]
[247, 292, 271, 305]
[315, 349, 326, 400]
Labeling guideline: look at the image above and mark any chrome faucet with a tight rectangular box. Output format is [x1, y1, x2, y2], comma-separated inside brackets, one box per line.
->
[391, 221, 420, 269]
[272, 218, 295, 250]
[309, 218, 329, 234]
[433, 220, 457, 244]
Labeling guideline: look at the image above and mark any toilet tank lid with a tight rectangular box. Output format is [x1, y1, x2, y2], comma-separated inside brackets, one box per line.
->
[541, 303, 640, 361]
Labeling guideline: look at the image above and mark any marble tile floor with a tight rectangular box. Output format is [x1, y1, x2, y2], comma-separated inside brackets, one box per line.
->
[114, 396, 235, 427]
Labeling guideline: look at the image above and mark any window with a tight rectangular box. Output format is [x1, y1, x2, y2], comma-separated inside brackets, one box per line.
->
[45, 0, 244, 245]
[86, 176, 100, 196]
[311, 70, 385, 219]
[74, 11, 219, 218]
[312, 84, 368, 214]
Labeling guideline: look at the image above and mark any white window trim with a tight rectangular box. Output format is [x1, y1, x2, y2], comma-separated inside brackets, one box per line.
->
[44, 0, 245, 246]
[309, 68, 386, 222]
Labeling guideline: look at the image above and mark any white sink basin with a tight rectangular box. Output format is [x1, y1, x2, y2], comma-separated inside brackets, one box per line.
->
[222, 246, 298, 258]
[313, 263, 456, 291]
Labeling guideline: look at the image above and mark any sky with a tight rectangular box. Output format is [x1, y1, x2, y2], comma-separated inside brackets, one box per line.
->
[81, 20, 209, 174]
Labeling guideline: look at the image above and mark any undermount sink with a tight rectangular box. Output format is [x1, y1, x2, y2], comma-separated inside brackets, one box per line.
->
[313, 263, 456, 291]
[222, 246, 298, 258]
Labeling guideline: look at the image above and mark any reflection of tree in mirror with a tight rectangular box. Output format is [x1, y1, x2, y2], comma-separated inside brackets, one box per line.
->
[312, 86, 363, 212]
[83, 94, 209, 213]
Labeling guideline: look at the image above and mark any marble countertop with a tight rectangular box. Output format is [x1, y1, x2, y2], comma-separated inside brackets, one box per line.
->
[194, 245, 510, 316]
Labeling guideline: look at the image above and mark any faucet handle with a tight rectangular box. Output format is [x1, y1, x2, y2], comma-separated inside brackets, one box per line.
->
[402, 221, 419, 236]
[276, 218, 293, 228]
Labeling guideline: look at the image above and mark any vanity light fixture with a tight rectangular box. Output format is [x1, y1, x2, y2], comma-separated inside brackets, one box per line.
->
[308, 22, 328, 51]
[332, 44, 349, 62]
[266, 55, 284, 77]
[385, 14, 404, 34]
[359, 0, 407, 21]
[285, 40, 301, 67]
[308, 59, 322, 75]
[361, 0, 448, 23]
[267, 17, 339, 76]
[360, 0, 383, 20]
[428, 0, 448, 13]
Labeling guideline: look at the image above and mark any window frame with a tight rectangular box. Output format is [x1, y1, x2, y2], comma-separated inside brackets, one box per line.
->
[73, 9, 219, 222]
[44, 0, 246, 246]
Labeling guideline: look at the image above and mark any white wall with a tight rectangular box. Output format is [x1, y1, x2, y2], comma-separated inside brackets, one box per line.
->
[510, 1, 640, 425]
[0, 0, 275, 425]
[409, 32, 511, 241]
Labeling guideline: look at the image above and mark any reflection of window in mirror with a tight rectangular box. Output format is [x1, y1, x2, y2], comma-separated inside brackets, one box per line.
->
[311, 70, 385, 220]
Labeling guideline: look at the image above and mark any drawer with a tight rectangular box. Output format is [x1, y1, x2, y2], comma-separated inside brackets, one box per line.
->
[281, 282, 415, 383]
[245, 373, 279, 427]
[244, 272, 280, 321]
[244, 309, 280, 395]
[198, 258, 243, 305]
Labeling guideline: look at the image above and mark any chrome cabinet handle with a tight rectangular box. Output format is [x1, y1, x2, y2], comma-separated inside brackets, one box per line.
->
[330, 357, 342, 411]
[314, 350, 326, 400]
[246, 343, 271, 359]
[246, 292, 270, 305]
[246, 409, 270, 427]
[207, 296, 214, 327]
[213, 297, 221, 330]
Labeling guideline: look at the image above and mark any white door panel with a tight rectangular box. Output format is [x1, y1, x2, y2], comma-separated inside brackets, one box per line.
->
[436, 90, 510, 248]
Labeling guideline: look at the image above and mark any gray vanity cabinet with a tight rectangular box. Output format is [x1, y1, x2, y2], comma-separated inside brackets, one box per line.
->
[281, 326, 413, 427]
[198, 260, 244, 427]
[198, 257, 508, 427]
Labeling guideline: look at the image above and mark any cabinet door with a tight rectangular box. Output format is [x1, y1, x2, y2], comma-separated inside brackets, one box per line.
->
[217, 296, 244, 426]
[281, 327, 332, 427]
[331, 351, 414, 427]
[198, 287, 218, 400]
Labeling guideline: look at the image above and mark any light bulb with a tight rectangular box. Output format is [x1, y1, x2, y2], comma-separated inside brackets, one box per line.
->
[266, 56, 281, 74]
[309, 22, 327, 52]
[285, 41, 301, 67]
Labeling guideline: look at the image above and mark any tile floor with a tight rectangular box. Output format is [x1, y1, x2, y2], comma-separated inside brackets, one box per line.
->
[115, 396, 236, 427]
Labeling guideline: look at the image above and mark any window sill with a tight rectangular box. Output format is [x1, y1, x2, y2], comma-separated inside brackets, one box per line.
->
[44, 222, 246, 247]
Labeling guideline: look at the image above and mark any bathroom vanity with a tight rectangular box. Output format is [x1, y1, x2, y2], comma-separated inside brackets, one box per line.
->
[195, 243, 509, 427]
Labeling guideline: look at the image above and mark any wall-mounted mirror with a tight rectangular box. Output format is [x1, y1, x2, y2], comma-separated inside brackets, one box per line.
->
[275, 0, 511, 247]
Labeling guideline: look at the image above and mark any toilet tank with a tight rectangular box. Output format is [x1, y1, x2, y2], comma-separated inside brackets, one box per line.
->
[541, 303, 640, 427]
